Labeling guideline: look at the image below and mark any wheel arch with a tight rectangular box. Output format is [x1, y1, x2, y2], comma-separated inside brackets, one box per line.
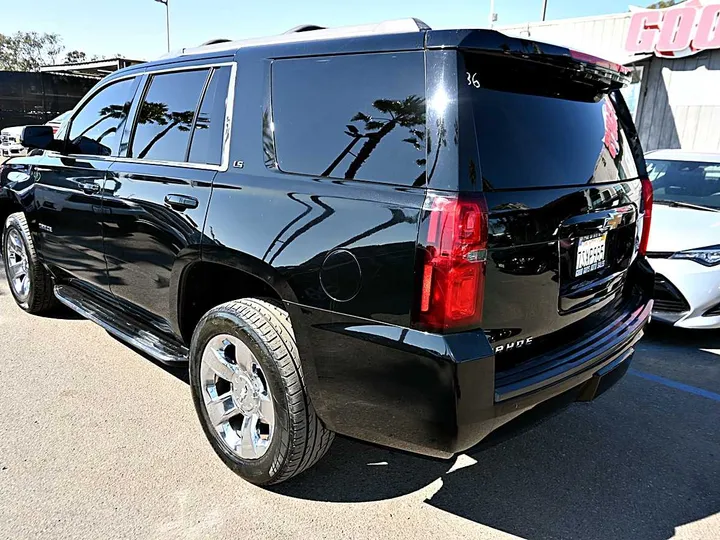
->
[173, 246, 327, 424]
[172, 247, 300, 344]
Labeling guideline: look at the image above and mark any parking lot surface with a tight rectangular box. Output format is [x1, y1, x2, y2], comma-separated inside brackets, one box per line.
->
[0, 263, 718, 540]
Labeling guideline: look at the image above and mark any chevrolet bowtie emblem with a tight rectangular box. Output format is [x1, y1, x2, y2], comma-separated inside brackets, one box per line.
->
[604, 213, 623, 230]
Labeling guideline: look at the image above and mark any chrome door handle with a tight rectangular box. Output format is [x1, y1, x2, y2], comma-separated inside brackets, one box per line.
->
[79, 182, 100, 194]
[164, 194, 198, 210]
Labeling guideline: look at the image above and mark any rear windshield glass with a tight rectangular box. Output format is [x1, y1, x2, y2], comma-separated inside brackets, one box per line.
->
[463, 53, 639, 190]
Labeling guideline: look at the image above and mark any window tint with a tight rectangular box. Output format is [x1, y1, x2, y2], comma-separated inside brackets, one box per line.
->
[464, 53, 639, 189]
[131, 69, 209, 162]
[188, 66, 231, 166]
[68, 78, 136, 156]
[272, 52, 426, 186]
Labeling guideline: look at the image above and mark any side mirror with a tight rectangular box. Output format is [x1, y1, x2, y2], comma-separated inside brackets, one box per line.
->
[20, 125, 55, 150]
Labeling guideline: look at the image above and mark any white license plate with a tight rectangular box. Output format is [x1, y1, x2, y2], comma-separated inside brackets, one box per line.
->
[575, 233, 607, 277]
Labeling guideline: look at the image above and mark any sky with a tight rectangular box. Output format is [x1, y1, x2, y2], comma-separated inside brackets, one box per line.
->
[0, 0, 639, 61]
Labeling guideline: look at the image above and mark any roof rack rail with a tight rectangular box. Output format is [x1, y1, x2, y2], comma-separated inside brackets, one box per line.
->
[284, 24, 326, 34]
[200, 38, 232, 46]
[158, 18, 431, 60]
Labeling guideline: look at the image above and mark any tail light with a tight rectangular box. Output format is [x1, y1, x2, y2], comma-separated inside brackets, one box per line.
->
[639, 176, 653, 255]
[414, 193, 488, 333]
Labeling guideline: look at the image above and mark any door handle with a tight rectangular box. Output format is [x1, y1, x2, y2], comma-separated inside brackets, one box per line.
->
[79, 182, 100, 194]
[164, 194, 198, 211]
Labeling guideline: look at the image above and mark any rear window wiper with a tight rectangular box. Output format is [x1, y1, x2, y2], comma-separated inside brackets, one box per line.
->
[654, 199, 720, 212]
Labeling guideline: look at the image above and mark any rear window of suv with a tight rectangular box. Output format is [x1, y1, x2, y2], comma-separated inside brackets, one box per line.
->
[463, 53, 639, 190]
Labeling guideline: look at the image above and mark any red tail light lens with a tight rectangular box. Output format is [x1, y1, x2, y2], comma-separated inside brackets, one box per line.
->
[415, 194, 488, 332]
[639, 176, 653, 255]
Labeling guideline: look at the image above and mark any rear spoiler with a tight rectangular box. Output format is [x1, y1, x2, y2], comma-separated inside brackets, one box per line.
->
[426, 29, 631, 90]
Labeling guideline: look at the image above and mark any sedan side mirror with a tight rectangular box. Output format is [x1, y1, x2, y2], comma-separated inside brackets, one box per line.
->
[21, 125, 55, 150]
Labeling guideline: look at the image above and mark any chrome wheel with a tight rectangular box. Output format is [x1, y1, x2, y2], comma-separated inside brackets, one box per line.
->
[200, 334, 275, 460]
[5, 228, 30, 300]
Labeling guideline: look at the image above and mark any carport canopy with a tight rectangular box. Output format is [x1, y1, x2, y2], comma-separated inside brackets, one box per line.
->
[39, 58, 144, 79]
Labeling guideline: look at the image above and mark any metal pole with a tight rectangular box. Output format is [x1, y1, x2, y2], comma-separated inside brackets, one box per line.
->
[489, 0, 496, 28]
[541, 0, 548, 21]
[165, 2, 170, 52]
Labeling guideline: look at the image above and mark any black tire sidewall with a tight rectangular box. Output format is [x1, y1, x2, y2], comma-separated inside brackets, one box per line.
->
[189, 308, 293, 485]
[3, 216, 37, 311]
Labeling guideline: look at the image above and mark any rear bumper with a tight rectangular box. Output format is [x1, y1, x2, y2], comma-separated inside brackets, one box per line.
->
[291, 297, 651, 458]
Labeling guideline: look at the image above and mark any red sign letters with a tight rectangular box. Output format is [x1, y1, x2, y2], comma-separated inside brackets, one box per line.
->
[626, 0, 720, 57]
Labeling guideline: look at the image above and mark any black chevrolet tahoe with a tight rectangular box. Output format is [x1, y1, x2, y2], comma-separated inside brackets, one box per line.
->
[0, 19, 654, 485]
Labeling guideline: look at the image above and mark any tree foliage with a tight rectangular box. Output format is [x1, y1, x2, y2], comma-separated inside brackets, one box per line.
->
[0, 31, 64, 71]
[647, 0, 679, 8]
[64, 50, 87, 64]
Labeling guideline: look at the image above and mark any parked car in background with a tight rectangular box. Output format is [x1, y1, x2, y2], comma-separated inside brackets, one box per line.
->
[1, 19, 653, 485]
[0, 126, 26, 158]
[46, 111, 71, 136]
[645, 150, 720, 328]
[0, 112, 71, 158]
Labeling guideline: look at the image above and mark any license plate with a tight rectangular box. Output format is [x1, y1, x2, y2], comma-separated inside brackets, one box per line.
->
[575, 233, 607, 277]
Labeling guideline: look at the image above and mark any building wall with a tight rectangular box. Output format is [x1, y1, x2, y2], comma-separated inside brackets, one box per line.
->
[500, 14, 720, 154]
[636, 50, 720, 153]
[499, 13, 633, 63]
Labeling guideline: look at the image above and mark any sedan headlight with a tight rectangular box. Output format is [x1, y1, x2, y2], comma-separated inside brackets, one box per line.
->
[671, 246, 720, 266]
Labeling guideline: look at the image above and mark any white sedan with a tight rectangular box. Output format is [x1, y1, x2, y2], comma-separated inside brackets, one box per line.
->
[0, 111, 71, 158]
[645, 149, 720, 328]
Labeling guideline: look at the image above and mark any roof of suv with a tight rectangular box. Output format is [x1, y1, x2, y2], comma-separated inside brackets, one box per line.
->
[162, 18, 431, 58]
[112, 17, 630, 88]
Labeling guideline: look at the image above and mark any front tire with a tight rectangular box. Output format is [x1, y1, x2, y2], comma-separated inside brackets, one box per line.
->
[189, 298, 334, 485]
[2, 212, 57, 313]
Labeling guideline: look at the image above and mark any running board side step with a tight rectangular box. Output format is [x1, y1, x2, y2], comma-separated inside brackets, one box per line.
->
[54, 284, 188, 364]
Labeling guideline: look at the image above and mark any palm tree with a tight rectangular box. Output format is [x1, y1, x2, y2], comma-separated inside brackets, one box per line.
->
[136, 109, 196, 159]
[343, 95, 426, 180]
[77, 103, 129, 139]
[322, 95, 426, 180]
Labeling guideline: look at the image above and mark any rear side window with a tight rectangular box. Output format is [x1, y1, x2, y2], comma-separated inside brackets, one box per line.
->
[272, 52, 426, 186]
[188, 66, 232, 166]
[463, 53, 639, 190]
[131, 69, 209, 162]
[68, 78, 136, 156]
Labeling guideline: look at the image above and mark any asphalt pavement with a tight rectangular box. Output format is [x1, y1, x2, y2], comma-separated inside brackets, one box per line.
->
[0, 262, 718, 540]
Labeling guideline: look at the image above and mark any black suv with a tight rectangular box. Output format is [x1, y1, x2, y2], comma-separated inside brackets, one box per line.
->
[0, 19, 654, 485]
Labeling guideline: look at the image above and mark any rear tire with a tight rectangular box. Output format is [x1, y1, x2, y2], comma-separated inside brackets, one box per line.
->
[189, 298, 334, 485]
[2, 212, 57, 313]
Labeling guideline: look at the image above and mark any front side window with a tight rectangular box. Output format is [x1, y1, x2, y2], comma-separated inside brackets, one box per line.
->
[272, 52, 426, 186]
[67, 78, 136, 156]
[131, 69, 209, 162]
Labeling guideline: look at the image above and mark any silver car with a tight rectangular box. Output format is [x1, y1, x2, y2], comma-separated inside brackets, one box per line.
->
[645, 149, 720, 328]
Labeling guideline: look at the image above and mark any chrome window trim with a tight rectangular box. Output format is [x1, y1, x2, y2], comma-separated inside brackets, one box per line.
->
[65, 60, 237, 172]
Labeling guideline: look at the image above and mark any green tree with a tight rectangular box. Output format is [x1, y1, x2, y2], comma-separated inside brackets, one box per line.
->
[0, 31, 63, 71]
[64, 50, 87, 64]
[646, 0, 678, 8]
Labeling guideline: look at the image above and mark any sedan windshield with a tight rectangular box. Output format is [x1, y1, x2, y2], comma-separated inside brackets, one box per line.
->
[647, 159, 720, 209]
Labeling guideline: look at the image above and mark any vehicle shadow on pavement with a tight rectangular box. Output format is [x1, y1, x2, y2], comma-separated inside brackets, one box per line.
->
[276, 359, 720, 540]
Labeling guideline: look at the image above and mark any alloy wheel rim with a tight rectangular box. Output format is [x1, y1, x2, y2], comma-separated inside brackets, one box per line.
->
[5, 229, 30, 300]
[200, 334, 275, 460]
